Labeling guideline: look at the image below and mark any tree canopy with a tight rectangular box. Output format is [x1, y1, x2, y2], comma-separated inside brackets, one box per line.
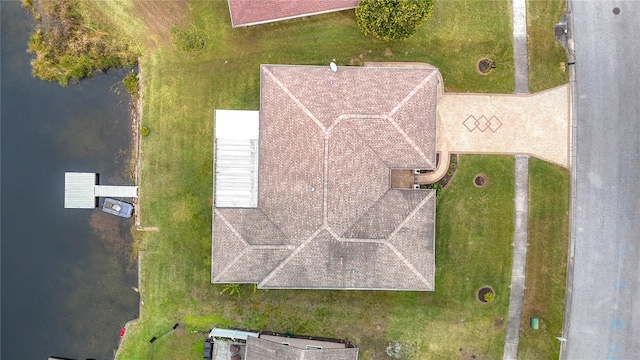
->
[355, 0, 434, 41]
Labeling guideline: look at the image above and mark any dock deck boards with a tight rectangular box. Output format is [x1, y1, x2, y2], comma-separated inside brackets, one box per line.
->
[64, 172, 137, 209]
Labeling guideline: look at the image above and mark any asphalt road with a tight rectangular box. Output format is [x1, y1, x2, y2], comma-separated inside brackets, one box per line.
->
[565, 1, 640, 359]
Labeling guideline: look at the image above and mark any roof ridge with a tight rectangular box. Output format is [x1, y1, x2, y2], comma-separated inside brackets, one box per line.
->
[252, 208, 289, 245]
[212, 209, 250, 282]
[384, 191, 436, 289]
[214, 209, 249, 246]
[386, 71, 437, 168]
[388, 70, 437, 117]
[338, 189, 391, 237]
[327, 113, 388, 133]
[258, 226, 327, 288]
[386, 190, 435, 240]
[387, 241, 433, 288]
[338, 119, 390, 167]
[386, 116, 433, 167]
[262, 66, 326, 131]
[212, 247, 251, 283]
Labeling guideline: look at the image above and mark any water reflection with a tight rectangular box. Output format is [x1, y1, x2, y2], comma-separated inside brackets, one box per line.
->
[1, 2, 139, 359]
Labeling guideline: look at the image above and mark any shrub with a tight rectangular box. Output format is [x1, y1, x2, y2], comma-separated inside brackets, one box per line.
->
[123, 73, 139, 100]
[24, 0, 136, 86]
[221, 283, 241, 298]
[355, 0, 434, 41]
[140, 125, 150, 137]
[171, 25, 205, 52]
[483, 291, 495, 302]
[427, 182, 443, 196]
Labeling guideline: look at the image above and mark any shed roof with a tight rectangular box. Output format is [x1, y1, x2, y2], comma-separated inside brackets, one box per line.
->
[213, 65, 438, 291]
[227, 0, 359, 27]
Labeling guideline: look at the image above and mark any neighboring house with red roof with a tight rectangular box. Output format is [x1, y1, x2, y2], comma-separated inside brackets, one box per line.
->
[227, 0, 360, 27]
[212, 64, 439, 291]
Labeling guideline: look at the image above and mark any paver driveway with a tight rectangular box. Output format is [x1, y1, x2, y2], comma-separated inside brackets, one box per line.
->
[434, 85, 569, 176]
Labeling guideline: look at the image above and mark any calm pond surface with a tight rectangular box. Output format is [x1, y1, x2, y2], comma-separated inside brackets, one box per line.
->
[1, 2, 139, 359]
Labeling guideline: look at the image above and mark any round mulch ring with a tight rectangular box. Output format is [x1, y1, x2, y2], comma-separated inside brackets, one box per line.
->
[473, 174, 487, 187]
[477, 286, 495, 303]
[477, 58, 495, 75]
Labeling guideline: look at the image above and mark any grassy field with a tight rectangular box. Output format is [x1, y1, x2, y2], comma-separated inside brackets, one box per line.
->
[73, 0, 570, 358]
[518, 158, 569, 359]
[527, 0, 569, 92]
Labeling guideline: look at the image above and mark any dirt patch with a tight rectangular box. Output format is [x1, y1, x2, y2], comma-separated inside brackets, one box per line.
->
[384, 48, 393, 56]
[349, 53, 366, 66]
[459, 348, 483, 360]
[133, 0, 189, 46]
[494, 317, 505, 329]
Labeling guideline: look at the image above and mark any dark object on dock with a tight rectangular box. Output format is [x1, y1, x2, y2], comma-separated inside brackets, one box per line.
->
[102, 198, 134, 218]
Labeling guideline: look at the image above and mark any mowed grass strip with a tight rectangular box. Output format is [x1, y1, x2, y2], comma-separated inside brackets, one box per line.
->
[527, 0, 569, 92]
[517, 158, 569, 360]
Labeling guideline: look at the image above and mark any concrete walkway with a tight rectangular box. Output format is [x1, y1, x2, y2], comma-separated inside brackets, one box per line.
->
[512, 0, 529, 93]
[503, 155, 530, 360]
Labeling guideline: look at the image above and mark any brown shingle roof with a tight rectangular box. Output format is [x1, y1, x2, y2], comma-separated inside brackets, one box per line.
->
[213, 65, 438, 290]
[245, 337, 359, 360]
[227, 0, 360, 27]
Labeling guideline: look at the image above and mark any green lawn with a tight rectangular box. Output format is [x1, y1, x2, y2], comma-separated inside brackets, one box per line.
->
[517, 158, 569, 359]
[72, 1, 570, 359]
[527, 0, 569, 92]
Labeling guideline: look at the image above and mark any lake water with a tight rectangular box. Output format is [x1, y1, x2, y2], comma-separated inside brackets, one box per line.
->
[1, 2, 139, 359]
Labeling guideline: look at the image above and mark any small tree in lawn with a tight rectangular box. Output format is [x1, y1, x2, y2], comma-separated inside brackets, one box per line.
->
[356, 0, 434, 41]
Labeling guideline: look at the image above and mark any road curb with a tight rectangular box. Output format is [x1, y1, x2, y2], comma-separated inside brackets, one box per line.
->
[559, 0, 578, 358]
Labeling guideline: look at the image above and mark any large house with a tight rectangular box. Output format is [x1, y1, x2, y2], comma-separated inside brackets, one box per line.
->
[212, 64, 439, 291]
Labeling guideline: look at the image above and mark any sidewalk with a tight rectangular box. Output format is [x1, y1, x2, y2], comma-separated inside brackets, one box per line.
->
[513, 0, 529, 94]
[503, 155, 530, 360]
